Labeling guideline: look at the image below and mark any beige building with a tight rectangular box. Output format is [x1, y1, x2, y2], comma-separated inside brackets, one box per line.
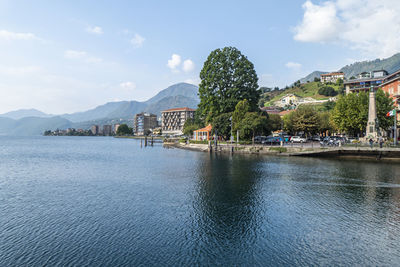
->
[134, 112, 158, 135]
[161, 107, 195, 135]
[320, 72, 345, 83]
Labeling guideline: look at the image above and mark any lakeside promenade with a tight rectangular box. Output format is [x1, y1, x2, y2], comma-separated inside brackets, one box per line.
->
[166, 141, 400, 160]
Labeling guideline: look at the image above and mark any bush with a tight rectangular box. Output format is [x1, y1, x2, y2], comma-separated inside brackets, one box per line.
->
[189, 140, 209, 144]
[318, 86, 338, 96]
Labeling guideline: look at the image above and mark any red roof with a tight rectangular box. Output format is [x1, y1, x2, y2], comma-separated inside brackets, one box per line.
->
[279, 110, 294, 116]
[162, 107, 196, 112]
[194, 124, 212, 133]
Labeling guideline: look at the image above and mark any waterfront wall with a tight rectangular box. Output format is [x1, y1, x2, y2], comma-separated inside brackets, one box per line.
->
[167, 142, 400, 160]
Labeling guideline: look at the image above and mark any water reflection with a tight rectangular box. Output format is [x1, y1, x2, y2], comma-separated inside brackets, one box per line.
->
[191, 153, 264, 262]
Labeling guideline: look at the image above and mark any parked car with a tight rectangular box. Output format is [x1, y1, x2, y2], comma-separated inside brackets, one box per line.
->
[254, 136, 267, 144]
[291, 136, 307, 143]
[312, 135, 321, 141]
[265, 136, 280, 144]
[320, 136, 346, 146]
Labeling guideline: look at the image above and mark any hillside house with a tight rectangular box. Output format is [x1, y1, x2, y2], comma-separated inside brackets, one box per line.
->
[320, 72, 345, 83]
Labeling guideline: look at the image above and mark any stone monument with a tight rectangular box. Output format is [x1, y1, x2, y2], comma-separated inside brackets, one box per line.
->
[366, 87, 378, 139]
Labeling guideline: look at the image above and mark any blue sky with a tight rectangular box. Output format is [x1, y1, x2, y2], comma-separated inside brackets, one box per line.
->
[0, 0, 399, 114]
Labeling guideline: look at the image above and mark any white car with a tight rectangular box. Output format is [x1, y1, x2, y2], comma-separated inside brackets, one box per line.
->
[291, 136, 307, 143]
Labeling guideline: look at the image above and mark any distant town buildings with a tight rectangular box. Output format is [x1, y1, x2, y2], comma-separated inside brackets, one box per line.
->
[344, 70, 388, 94]
[321, 72, 345, 83]
[91, 125, 99, 135]
[114, 124, 120, 134]
[103, 125, 112, 136]
[161, 107, 195, 135]
[134, 112, 158, 135]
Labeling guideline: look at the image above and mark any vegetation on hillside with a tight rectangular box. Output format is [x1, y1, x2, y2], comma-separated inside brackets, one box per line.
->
[260, 81, 343, 107]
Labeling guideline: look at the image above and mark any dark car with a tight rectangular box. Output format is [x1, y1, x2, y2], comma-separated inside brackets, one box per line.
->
[254, 136, 267, 144]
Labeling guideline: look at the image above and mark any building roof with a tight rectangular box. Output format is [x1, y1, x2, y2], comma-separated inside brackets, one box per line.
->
[321, 72, 344, 76]
[194, 124, 212, 133]
[161, 107, 196, 112]
[344, 76, 385, 84]
[381, 69, 400, 86]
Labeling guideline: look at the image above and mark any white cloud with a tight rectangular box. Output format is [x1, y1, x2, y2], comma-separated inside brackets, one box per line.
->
[64, 50, 103, 64]
[294, 0, 400, 58]
[130, 33, 145, 48]
[0, 65, 42, 75]
[167, 54, 182, 71]
[182, 59, 195, 73]
[86, 26, 103, 35]
[0, 30, 39, 41]
[64, 50, 86, 59]
[119, 81, 136, 90]
[285, 62, 302, 70]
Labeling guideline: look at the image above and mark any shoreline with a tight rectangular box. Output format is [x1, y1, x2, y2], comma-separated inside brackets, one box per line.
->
[166, 142, 400, 161]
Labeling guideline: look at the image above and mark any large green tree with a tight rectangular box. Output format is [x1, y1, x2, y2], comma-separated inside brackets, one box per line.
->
[198, 47, 260, 122]
[232, 99, 250, 134]
[211, 112, 232, 141]
[269, 113, 283, 131]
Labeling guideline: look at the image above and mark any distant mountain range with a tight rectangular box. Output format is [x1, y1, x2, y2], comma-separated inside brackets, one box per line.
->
[0, 82, 199, 136]
[300, 53, 400, 83]
[0, 108, 53, 120]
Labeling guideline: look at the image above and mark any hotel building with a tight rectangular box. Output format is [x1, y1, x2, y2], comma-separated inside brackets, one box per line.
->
[161, 107, 195, 135]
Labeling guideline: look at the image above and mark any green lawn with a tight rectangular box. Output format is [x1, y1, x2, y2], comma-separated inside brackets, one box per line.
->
[264, 81, 341, 107]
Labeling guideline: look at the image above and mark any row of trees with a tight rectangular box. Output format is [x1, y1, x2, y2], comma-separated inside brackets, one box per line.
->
[184, 46, 395, 140]
[279, 89, 394, 136]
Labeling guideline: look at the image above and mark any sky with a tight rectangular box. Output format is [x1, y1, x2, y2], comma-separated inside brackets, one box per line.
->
[1, 0, 400, 114]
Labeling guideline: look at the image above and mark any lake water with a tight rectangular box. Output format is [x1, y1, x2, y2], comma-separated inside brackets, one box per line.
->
[0, 136, 400, 266]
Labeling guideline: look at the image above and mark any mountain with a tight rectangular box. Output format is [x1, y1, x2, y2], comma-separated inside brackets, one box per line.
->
[0, 108, 51, 120]
[339, 53, 400, 78]
[0, 82, 199, 135]
[300, 53, 400, 82]
[300, 71, 328, 83]
[144, 82, 198, 105]
[60, 82, 199, 123]
[144, 95, 199, 116]
[106, 101, 148, 119]
[0, 116, 72, 136]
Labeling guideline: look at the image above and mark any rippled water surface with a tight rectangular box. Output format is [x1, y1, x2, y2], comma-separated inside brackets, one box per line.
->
[1, 136, 400, 266]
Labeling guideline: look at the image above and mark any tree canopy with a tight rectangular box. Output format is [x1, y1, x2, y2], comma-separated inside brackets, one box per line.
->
[331, 89, 394, 136]
[116, 124, 133, 135]
[237, 112, 270, 142]
[318, 86, 338, 96]
[182, 118, 202, 137]
[211, 112, 232, 141]
[197, 47, 259, 123]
